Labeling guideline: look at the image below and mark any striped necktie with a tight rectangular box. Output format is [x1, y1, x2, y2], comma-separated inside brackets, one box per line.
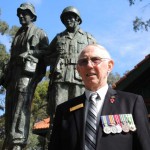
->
[85, 93, 99, 150]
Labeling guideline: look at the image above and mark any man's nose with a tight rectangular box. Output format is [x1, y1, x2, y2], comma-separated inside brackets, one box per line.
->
[86, 60, 93, 67]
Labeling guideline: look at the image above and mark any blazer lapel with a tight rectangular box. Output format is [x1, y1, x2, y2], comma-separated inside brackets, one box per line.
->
[73, 94, 86, 150]
[101, 87, 117, 115]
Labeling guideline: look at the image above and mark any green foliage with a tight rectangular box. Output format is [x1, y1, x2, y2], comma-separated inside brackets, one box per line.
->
[0, 9, 9, 35]
[32, 80, 49, 121]
[133, 17, 150, 31]
[9, 25, 19, 39]
[0, 44, 10, 68]
[25, 80, 49, 149]
[108, 72, 121, 86]
[0, 44, 10, 93]
[129, 0, 142, 6]
[26, 129, 46, 150]
[25, 124, 41, 150]
[0, 20, 9, 35]
[0, 8, 19, 38]
[128, 0, 150, 31]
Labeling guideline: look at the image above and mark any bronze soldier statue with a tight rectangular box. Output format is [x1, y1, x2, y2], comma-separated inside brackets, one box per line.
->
[2, 3, 49, 150]
[46, 6, 97, 119]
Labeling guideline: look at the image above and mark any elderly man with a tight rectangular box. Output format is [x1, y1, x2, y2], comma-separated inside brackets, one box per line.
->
[49, 44, 150, 150]
[2, 3, 49, 150]
[46, 6, 97, 118]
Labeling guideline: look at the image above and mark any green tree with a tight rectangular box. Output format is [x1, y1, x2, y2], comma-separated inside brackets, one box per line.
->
[129, 0, 142, 5]
[9, 25, 19, 39]
[26, 80, 49, 149]
[0, 44, 10, 67]
[0, 44, 9, 94]
[0, 20, 9, 35]
[32, 80, 49, 121]
[129, 0, 150, 31]
[0, 9, 19, 36]
[108, 72, 121, 86]
[0, 9, 9, 35]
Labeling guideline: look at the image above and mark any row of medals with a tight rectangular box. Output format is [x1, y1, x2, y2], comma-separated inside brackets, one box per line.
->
[101, 114, 136, 134]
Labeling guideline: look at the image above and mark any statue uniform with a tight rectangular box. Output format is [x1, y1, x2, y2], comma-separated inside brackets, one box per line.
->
[5, 23, 49, 147]
[47, 27, 96, 115]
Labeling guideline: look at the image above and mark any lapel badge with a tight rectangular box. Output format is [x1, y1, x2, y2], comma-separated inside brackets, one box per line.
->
[70, 103, 84, 112]
[110, 96, 116, 104]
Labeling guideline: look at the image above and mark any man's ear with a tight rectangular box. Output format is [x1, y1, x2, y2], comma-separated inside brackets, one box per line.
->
[108, 59, 114, 72]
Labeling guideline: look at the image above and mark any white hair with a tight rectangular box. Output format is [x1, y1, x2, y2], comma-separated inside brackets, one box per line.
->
[78, 44, 112, 59]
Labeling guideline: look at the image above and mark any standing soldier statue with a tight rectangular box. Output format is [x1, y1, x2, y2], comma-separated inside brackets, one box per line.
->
[2, 3, 49, 150]
[46, 6, 97, 121]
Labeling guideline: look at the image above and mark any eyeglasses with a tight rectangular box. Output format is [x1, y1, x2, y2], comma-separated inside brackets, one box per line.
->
[77, 57, 109, 66]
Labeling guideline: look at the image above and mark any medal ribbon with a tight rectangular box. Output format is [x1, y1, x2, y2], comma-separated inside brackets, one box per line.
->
[101, 116, 109, 127]
[109, 115, 115, 125]
[106, 115, 111, 126]
[128, 114, 134, 124]
[126, 114, 131, 125]
[119, 114, 126, 125]
[127, 114, 135, 126]
[114, 114, 122, 127]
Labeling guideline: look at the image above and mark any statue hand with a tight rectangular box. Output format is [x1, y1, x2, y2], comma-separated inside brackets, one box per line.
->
[28, 50, 34, 55]
[19, 52, 28, 59]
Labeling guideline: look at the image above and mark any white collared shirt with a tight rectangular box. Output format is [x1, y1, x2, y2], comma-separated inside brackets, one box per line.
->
[85, 84, 109, 125]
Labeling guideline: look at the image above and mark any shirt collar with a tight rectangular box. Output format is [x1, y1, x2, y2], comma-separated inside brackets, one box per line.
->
[85, 84, 108, 101]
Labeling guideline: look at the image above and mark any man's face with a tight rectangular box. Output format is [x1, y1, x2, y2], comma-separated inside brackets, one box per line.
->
[17, 9, 33, 26]
[77, 45, 114, 91]
[63, 13, 79, 29]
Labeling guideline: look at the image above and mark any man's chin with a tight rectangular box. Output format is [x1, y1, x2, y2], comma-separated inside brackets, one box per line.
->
[85, 80, 98, 88]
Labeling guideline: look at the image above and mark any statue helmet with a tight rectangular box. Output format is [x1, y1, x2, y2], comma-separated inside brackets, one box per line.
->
[17, 3, 37, 22]
[60, 6, 82, 25]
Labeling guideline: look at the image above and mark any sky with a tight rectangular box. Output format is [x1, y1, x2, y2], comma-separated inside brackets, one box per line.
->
[0, 0, 150, 114]
[0, 0, 150, 76]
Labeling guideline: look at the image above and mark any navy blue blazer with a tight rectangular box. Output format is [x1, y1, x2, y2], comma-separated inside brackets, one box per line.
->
[48, 87, 150, 150]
